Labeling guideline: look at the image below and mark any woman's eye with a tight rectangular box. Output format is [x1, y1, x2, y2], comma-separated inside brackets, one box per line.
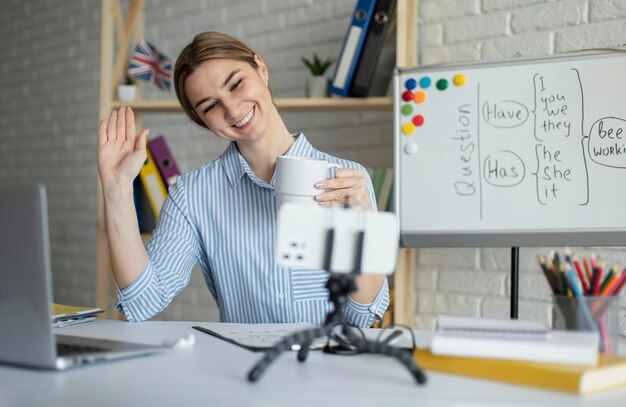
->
[203, 102, 218, 113]
[231, 79, 242, 91]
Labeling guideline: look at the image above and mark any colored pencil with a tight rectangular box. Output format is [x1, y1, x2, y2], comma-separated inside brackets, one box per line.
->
[608, 270, 626, 296]
[571, 255, 590, 294]
[600, 272, 620, 297]
[565, 267, 598, 326]
[582, 256, 593, 282]
[538, 256, 558, 294]
[590, 253, 597, 270]
[592, 261, 604, 296]
[599, 317, 612, 354]
[599, 268, 615, 294]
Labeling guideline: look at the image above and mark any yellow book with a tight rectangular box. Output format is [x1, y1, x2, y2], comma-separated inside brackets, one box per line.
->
[52, 303, 101, 318]
[139, 148, 168, 218]
[51, 303, 103, 327]
[413, 348, 626, 395]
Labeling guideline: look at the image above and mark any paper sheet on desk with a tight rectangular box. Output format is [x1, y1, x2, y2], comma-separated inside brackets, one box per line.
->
[192, 322, 327, 351]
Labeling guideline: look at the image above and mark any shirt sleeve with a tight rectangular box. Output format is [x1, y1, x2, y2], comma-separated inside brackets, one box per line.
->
[341, 276, 390, 328]
[338, 162, 389, 327]
[115, 179, 202, 321]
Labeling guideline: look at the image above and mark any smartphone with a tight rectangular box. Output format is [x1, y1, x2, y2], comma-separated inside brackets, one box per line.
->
[276, 204, 398, 275]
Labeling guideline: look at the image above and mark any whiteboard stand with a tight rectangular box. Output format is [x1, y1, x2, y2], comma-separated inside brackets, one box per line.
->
[510, 247, 519, 319]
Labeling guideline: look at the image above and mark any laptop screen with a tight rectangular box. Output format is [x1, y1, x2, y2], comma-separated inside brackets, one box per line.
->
[0, 183, 57, 367]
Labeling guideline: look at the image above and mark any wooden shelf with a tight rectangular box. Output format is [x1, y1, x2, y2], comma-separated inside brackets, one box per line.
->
[112, 96, 393, 113]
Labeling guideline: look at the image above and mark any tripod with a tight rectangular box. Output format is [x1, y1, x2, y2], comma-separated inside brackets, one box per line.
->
[247, 227, 427, 384]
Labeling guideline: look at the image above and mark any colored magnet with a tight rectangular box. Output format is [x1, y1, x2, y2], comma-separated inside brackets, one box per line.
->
[403, 142, 418, 155]
[453, 73, 467, 86]
[419, 77, 432, 89]
[412, 115, 424, 126]
[402, 90, 413, 102]
[402, 122, 415, 135]
[413, 91, 427, 104]
[401, 104, 413, 115]
[405, 78, 417, 90]
[436, 79, 448, 90]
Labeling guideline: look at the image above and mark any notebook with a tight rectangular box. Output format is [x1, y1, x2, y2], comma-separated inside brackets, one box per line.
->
[435, 315, 551, 340]
[432, 316, 599, 366]
[0, 183, 165, 370]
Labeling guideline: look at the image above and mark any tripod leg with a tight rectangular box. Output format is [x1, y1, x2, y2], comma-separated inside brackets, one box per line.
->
[297, 344, 311, 362]
[247, 325, 331, 382]
[344, 328, 427, 384]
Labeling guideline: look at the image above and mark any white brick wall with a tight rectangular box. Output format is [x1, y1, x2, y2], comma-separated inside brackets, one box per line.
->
[0, 0, 100, 307]
[1, 0, 625, 336]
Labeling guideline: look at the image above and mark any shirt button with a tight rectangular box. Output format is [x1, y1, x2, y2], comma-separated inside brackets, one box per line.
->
[278, 293, 285, 300]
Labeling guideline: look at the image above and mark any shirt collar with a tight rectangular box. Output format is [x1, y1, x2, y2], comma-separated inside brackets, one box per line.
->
[220, 133, 313, 188]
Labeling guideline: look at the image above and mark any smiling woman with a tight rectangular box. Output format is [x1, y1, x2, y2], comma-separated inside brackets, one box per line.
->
[96, 31, 389, 327]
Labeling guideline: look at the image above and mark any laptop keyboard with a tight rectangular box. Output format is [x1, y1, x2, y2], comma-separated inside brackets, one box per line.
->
[57, 343, 110, 356]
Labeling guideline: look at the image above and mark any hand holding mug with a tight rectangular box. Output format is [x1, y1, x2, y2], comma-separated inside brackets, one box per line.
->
[314, 167, 373, 210]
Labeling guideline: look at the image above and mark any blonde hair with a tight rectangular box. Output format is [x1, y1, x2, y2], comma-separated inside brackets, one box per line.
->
[174, 32, 260, 129]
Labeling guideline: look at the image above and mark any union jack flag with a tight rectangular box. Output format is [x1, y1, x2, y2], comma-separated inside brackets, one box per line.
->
[127, 40, 172, 91]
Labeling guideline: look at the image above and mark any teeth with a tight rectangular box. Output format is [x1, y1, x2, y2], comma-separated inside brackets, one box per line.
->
[234, 107, 254, 127]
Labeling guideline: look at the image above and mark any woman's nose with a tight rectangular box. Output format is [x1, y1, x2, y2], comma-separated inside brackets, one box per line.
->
[221, 99, 240, 121]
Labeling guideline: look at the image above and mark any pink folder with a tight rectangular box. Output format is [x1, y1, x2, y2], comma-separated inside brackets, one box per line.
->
[147, 135, 181, 186]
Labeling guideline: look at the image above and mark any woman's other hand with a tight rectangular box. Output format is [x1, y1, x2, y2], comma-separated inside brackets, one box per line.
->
[314, 168, 373, 210]
[97, 107, 149, 191]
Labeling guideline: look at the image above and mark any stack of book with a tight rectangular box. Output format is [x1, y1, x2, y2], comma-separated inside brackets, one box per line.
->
[134, 135, 181, 231]
[330, 0, 396, 97]
[52, 304, 103, 328]
[413, 315, 626, 395]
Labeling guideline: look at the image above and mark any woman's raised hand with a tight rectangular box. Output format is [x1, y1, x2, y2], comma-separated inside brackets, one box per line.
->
[97, 107, 149, 191]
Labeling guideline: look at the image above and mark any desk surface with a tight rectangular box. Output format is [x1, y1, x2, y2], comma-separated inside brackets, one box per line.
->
[1, 320, 625, 406]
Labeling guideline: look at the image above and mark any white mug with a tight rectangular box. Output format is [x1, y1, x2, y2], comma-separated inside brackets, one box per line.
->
[275, 156, 341, 208]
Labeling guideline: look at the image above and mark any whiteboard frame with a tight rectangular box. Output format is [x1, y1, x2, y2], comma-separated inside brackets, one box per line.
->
[393, 49, 626, 247]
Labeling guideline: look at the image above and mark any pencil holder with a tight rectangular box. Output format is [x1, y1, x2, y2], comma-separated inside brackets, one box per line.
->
[552, 295, 619, 355]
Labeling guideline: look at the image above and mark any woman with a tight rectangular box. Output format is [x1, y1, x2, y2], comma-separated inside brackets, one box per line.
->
[97, 32, 388, 327]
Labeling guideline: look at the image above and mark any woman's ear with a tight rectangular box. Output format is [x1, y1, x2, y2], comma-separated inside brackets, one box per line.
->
[253, 54, 269, 84]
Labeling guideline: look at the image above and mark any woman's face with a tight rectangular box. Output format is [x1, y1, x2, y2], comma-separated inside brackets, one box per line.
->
[185, 55, 272, 144]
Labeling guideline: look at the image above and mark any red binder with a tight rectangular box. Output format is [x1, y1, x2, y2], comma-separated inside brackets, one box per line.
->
[147, 135, 181, 186]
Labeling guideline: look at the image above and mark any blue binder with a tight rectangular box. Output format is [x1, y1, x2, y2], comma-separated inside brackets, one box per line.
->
[329, 0, 377, 97]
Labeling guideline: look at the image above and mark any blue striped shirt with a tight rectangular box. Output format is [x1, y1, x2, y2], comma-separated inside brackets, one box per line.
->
[115, 133, 389, 327]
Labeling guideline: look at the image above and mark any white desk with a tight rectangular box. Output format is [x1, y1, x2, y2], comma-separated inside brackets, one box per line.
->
[0, 320, 625, 406]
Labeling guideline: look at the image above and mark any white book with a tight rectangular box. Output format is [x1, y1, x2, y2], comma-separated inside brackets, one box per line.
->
[436, 315, 551, 340]
[431, 329, 599, 366]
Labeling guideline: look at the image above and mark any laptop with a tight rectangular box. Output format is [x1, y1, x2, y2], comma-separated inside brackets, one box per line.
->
[0, 183, 165, 370]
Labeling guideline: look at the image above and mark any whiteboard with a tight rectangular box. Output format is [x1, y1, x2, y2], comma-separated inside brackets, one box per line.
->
[394, 50, 626, 247]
